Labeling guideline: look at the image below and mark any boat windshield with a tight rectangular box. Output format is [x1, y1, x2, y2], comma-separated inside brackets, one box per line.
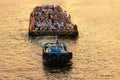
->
[48, 45, 65, 53]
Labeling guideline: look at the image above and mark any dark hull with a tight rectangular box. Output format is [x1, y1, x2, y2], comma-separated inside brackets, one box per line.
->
[43, 59, 71, 64]
[42, 52, 72, 63]
[29, 29, 78, 38]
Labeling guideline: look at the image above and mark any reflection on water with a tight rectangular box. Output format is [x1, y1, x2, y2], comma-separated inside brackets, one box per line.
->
[43, 61, 72, 73]
[43, 61, 72, 80]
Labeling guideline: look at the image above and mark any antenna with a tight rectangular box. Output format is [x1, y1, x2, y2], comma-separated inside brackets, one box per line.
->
[56, 35, 58, 41]
[56, 35, 59, 44]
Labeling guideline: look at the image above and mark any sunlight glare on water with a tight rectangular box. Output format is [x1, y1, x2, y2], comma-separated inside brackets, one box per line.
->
[0, 0, 120, 80]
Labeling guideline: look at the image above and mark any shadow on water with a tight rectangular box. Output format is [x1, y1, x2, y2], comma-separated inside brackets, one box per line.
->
[42, 61, 73, 79]
[42, 61, 73, 73]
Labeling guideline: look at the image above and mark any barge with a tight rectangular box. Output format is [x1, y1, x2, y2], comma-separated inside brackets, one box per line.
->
[28, 5, 78, 37]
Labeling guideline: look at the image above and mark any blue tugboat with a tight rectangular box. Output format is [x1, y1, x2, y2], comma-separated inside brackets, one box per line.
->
[42, 40, 72, 63]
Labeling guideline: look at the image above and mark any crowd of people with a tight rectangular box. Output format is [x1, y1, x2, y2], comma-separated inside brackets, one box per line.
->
[30, 5, 75, 30]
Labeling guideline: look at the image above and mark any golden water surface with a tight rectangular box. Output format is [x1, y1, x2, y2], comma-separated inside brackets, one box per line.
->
[0, 0, 120, 80]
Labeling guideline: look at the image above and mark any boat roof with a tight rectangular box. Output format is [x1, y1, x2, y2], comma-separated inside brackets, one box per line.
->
[44, 42, 66, 48]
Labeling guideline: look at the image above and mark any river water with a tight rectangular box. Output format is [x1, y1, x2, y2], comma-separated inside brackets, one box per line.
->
[0, 0, 120, 80]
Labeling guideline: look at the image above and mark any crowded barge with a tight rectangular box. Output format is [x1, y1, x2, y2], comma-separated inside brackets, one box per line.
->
[28, 5, 78, 37]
